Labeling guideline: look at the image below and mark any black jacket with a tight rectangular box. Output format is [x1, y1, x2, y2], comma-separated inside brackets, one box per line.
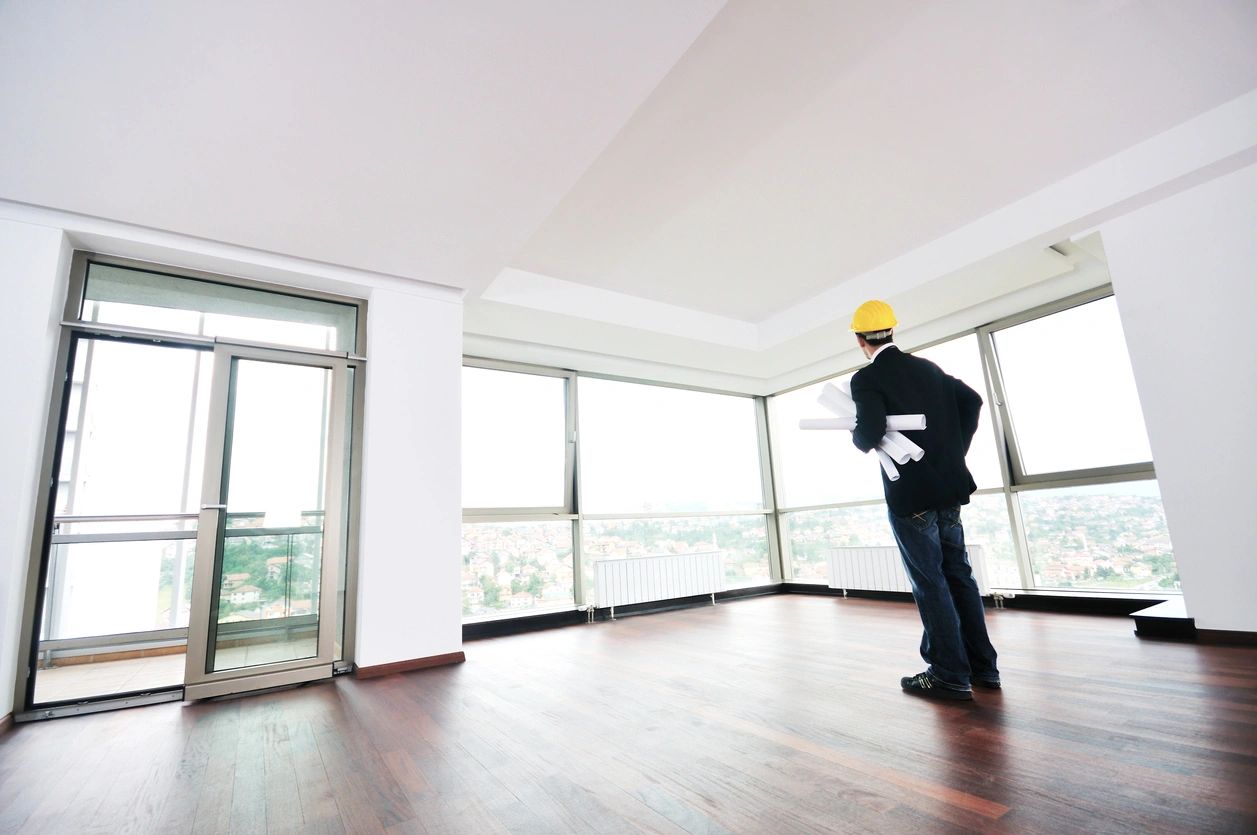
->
[850, 345, 983, 516]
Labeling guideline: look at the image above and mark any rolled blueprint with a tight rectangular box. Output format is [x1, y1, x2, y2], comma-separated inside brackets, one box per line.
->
[818, 383, 855, 417]
[877, 435, 912, 465]
[799, 417, 856, 430]
[876, 448, 901, 481]
[798, 414, 926, 432]
[885, 430, 925, 461]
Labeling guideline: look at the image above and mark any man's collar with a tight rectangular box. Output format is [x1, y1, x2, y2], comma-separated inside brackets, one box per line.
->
[870, 343, 898, 361]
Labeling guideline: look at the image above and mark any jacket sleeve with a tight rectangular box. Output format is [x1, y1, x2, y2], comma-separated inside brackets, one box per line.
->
[953, 376, 983, 454]
[850, 373, 887, 453]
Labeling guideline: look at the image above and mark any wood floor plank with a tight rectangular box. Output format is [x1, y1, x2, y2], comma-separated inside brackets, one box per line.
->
[2, 596, 1256, 833]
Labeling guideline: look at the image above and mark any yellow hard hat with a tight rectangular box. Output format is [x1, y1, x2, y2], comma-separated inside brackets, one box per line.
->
[850, 300, 897, 333]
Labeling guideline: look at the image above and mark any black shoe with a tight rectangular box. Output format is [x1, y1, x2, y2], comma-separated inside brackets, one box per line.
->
[900, 671, 973, 701]
[973, 677, 1002, 689]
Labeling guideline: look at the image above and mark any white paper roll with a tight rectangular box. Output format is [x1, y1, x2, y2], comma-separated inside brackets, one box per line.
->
[799, 417, 856, 431]
[885, 430, 925, 461]
[803, 414, 925, 432]
[878, 435, 912, 465]
[818, 384, 856, 417]
[876, 448, 901, 481]
[887, 414, 927, 431]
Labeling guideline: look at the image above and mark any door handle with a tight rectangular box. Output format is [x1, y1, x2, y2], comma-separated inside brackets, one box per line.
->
[201, 504, 227, 510]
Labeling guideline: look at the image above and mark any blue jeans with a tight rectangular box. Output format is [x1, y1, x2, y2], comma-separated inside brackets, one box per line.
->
[888, 506, 998, 690]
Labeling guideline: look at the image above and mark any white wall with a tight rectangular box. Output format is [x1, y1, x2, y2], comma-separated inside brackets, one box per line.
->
[355, 288, 464, 667]
[0, 218, 69, 718]
[1103, 162, 1257, 633]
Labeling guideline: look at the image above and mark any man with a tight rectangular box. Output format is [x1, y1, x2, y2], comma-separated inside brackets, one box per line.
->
[848, 299, 999, 701]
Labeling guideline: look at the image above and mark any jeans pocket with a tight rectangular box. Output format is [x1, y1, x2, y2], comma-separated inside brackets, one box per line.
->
[907, 510, 936, 532]
[940, 506, 962, 529]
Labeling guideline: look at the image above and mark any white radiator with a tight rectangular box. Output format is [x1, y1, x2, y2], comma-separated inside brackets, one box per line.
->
[594, 550, 725, 617]
[825, 544, 989, 596]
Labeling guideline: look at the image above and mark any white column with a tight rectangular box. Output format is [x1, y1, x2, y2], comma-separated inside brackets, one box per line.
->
[354, 287, 464, 667]
[1102, 161, 1257, 633]
[0, 218, 69, 717]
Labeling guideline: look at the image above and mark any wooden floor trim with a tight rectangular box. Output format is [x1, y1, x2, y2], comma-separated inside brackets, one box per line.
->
[353, 650, 465, 679]
[1197, 628, 1257, 646]
[0, 712, 12, 736]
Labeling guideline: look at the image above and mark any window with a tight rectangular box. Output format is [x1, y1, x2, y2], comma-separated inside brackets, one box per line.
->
[980, 290, 1178, 594]
[578, 378, 764, 514]
[780, 504, 897, 583]
[991, 296, 1152, 476]
[577, 378, 772, 604]
[912, 335, 1003, 490]
[768, 373, 884, 509]
[960, 493, 1019, 589]
[581, 514, 771, 599]
[1018, 480, 1176, 591]
[461, 521, 574, 618]
[462, 366, 569, 511]
[461, 363, 575, 620]
[82, 262, 360, 353]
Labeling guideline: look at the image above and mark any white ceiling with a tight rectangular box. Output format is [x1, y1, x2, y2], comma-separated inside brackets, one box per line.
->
[0, 1, 724, 289]
[3, 1, 1257, 392]
[504, 0, 1257, 320]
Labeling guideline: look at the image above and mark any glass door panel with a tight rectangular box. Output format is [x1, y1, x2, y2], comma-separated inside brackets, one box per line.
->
[28, 337, 210, 708]
[185, 347, 347, 700]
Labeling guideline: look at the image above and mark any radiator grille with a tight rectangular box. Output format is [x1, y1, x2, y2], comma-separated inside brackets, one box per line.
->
[594, 551, 725, 608]
[825, 544, 989, 595]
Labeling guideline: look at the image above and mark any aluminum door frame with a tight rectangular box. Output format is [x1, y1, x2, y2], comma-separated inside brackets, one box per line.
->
[183, 342, 349, 700]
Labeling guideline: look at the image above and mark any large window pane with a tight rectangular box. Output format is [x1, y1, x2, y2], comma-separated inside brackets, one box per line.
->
[781, 504, 895, 583]
[768, 373, 884, 508]
[462, 367, 568, 510]
[59, 340, 212, 517]
[1019, 480, 1178, 591]
[578, 379, 763, 513]
[462, 521, 574, 618]
[913, 335, 1003, 490]
[961, 493, 1020, 589]
[582, 515, 770, 601]
[993, 297, 1152, 474]
[84, 262, 359, 353]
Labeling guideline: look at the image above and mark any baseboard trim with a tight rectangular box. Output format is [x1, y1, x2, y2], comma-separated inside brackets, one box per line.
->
[464, 609, 587, 641]
[0, 712, 12, 735]
[1197, 629, 1257, 646]
[354, 651, 466, 679]
[782, 583, 916, 604]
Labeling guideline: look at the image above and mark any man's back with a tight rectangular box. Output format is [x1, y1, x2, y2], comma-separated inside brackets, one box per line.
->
[850, 346, 982, 515]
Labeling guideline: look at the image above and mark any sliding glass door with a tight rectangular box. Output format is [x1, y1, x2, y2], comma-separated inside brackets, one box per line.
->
[184, 345, 350, 700]
[19, 255, 364, 717]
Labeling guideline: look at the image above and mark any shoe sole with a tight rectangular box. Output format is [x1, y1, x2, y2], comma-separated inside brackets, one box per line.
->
[974, 680, 1002, 689]
[902, 686, 973, 701]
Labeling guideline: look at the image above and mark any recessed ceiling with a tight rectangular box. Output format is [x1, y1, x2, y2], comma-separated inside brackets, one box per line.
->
[505, 1, 1257, 321]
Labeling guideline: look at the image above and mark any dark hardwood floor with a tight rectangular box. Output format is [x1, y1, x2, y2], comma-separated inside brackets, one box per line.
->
[2, 595, 1256, 834]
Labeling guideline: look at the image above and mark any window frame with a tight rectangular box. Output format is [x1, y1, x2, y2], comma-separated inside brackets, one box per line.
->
[460, 357, 578, 517]
[978, 285, 1156, 487]
[767, 283, 1173, 596]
